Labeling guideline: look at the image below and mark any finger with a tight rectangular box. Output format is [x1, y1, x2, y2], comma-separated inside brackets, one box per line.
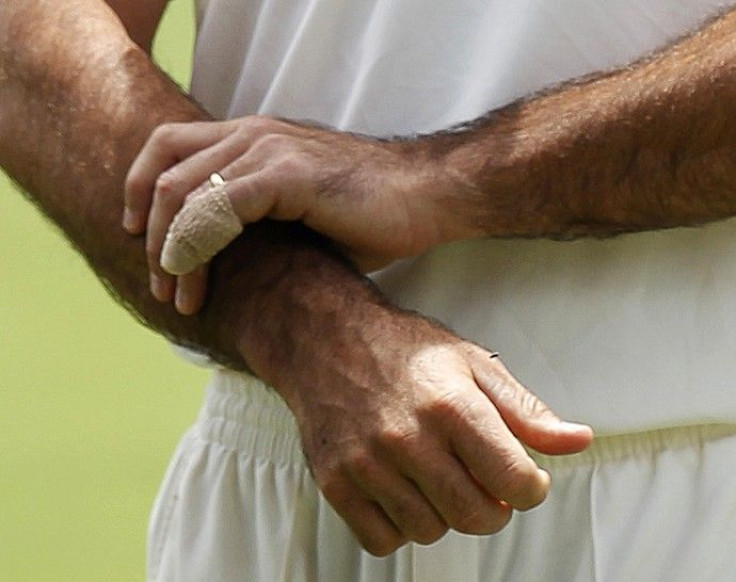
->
[326, 486, 407, 557]
[160, 170, 292, 275]
[445, 383, 551, 511]
[145, 130, 253, 211]
[346, 454, 448, 545]
[146, 173, 190, 301]
[159, 176, 246, 275]
[174, 265, 209, 315]
[471, 351, 594, 455]
[398, 444, 512, 535]
[124, 121, 236, 234]
[344, 248, 395, 274]
[149, 132, 268, 276]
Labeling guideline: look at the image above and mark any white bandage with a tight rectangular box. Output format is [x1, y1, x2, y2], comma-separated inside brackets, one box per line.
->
[160, 181, 243, 275]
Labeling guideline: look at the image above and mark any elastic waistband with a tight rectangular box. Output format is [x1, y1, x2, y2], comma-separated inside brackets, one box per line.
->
[195, 369, 305, 467]
[530, 423, 736, 468]
[197, 370, 736, 469]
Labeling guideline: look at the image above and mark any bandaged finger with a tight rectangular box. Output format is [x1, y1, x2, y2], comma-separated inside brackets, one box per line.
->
[160, 182, 243, 275]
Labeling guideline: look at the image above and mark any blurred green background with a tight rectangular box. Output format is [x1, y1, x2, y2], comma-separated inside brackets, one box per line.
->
[0, 2, 210, 580]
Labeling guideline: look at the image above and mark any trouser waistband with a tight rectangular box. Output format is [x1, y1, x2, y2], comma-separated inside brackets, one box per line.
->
[198, 370, 736, 469]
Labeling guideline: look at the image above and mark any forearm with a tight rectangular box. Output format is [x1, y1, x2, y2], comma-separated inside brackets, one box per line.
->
[0, 0, 379, 370]
[0, 4, 598, 554]
[433, 7, 736, 240]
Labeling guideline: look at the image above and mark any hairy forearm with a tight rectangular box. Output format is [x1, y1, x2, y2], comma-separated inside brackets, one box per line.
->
[0, 1, 379, 371]
[433, 7, 736, 240]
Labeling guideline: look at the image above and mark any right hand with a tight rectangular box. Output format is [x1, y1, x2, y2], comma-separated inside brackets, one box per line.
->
[266, 304, 593, 556]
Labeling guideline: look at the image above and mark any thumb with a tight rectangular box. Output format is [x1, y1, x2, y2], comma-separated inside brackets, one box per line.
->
[471, 351, 594, 455]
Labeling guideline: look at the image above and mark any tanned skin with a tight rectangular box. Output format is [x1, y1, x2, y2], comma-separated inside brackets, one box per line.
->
[9, 0, 736, 560]
[439, 7, 736, 240]
[0, 0, 592, 556]
[14, 0, 736, 561]
[128, 6, 736, 287]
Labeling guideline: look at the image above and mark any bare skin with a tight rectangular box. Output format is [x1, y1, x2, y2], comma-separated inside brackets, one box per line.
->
[128, 6, 736, 310]
[0, 0, 592, 556]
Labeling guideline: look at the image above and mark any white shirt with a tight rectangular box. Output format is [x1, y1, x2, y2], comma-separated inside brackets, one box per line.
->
[191, 0, 736, 433]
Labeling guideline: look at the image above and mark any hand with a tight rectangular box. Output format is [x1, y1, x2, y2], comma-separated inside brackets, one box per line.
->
[123, 116, 452, 314]
[265, 303, 593, 556]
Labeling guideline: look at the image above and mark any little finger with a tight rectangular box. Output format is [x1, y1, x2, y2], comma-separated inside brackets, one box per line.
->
[330, 494, 407, 557]
[146, 172, 193, 301]
[347, 458, 448, 545]
[399, 446, 512, 535]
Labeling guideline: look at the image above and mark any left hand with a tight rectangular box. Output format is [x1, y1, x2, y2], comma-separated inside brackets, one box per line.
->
[123, 116, 453, 313]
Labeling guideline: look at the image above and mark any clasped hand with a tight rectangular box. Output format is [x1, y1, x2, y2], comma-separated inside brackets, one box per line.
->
[124, 116, 451, 313]
[122, 115, 593, 555]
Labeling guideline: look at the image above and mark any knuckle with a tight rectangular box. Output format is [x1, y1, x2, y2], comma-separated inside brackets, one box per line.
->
[411, 520, 448, 546]
[487, 374, 522, 404]
[236, 115, 289, 146]
[492, 458, 548, 510]
[388, 497, 415, 524]
[239, 114, 272, 135]
[519, 389, 556, 422]
[274, 153, 307, 176]
[150, 122, 180, 146]
[362, 534, 405, 558]
[442, 482, 513, 535]
[374, 424, 419, 455]
[426, 392, 457, 417]
[442, 487, 488, 533]
[385, 497, 445, 544]
[486, 365, 557, 422]
[452, 506, 501, 535]
[254, 132, 292, 155]
[154, 172, 184, 201]
[485, 507, 513, 535]
[425, 391, 475, 426]
[517, 475, 550, 511]
[345, 449, 378, 482]
[493, 374, 550, 417]
[451, 509, 484, 534]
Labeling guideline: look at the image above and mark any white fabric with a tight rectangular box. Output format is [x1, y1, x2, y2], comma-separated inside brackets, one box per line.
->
[149, 371, 736, 582]
[190, 0, 736, 433]
[151, 2, 736, 580]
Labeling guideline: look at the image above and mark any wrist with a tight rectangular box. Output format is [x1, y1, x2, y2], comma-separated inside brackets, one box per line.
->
[384, 137, 484, 250]
[423, 101, 586, 240]
[201, 222, 383, 386]
[415, 127, 535, 241]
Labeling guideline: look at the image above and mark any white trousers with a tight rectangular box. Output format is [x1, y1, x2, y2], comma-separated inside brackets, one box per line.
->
[148, 370, 736, 582]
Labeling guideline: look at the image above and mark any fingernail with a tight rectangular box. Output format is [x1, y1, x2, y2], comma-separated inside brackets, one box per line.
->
[175, 286, 192, 315]
[560, 421, 593, 432]
[537, 468, 551, 487]
[122, 208, 142, 233]
[150, 274, 168, 301]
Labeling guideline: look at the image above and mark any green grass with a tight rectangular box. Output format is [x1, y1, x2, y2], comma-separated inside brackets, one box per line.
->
[0, 2, 209, 580]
